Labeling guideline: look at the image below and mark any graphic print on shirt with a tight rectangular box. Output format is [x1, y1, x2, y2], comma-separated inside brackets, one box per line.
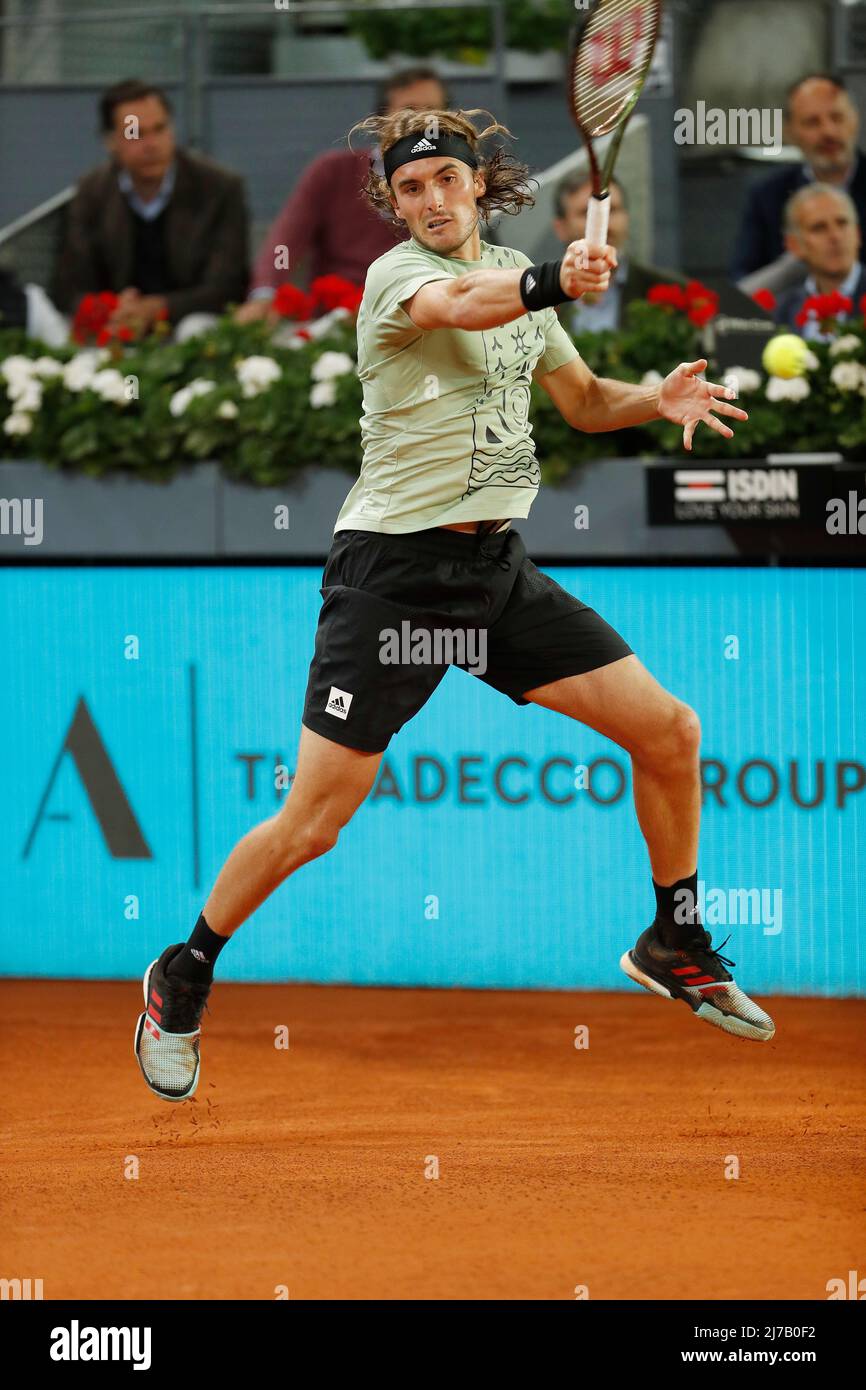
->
[461, 252, 548, 498]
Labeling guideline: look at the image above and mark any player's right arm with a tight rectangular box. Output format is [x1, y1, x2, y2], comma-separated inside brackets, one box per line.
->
[404, 240, 616, 332]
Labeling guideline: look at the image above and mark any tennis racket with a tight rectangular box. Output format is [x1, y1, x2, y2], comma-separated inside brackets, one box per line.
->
[567, 0, 662, 255]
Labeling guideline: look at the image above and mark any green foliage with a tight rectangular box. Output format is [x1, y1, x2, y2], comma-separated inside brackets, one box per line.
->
[2, 300, 863, 484]
[346, 0, 568, 62]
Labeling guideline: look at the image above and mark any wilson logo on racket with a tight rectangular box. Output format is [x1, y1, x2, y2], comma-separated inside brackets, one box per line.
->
[590, 7, 645, 85]
[567, 0, 662, 256]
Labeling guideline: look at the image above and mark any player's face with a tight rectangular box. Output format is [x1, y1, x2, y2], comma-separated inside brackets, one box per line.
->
[390, 158, 486, 256]
[786, 193, 860, 277]
[554, 182, 629, 251]
[788, 81, 859, 177]
[106, 96, 175, 182]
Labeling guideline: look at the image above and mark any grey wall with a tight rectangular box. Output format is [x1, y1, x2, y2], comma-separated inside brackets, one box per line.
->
[0, 459, 738, 561]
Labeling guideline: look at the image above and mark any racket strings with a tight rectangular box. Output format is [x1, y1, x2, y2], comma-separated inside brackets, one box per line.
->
[571, 0, 659, 136]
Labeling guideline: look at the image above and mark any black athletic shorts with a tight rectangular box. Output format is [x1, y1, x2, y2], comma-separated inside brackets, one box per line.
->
[301, 524, 633, 753]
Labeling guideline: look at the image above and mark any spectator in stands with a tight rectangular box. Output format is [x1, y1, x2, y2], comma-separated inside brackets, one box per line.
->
[773, 184, 865, 338]
[730, 74, 866, 285]
[236, 65, 448, 325]
[53, 79, 248, 341]
[552, 174, 688, 335]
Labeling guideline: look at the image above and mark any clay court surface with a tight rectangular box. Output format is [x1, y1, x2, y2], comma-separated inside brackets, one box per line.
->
[2, 980, 864, 1301]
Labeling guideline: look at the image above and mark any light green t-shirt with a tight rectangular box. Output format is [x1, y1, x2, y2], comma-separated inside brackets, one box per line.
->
[333, 237, 580, 533]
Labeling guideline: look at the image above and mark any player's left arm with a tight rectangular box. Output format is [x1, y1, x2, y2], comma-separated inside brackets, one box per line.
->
[536, 355, 748, 452]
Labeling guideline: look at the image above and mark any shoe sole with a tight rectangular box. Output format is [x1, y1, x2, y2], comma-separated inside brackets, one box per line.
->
[619, 950, 775, 1043]
[133, 956, 201, 1102]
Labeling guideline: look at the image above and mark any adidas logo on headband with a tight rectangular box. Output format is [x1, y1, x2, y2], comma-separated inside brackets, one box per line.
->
[383, 130, 479, 183]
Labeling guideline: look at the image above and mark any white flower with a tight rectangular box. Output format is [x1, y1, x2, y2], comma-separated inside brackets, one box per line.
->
[310, 380, 337, 408]
[235, 355, 281, 398]
[723, 366, 761, 394]
[91, 368, 128, 404]
[311, 350, 354, 382]
[801, 347, 819, 371]
[217, 400, 239, 419]
[829, 360, 866, 393]
[3, 411, 33, 436]
[641, 369, 664, 387]
[169, 378, 216, 417]
[62, 349, 109, 392]
[766, 375, 811, 402]
[828, 334, 862, 359]
[1, 355, 36, 387]
[12, 379, 43, 412]
[31, 356, 64, 379]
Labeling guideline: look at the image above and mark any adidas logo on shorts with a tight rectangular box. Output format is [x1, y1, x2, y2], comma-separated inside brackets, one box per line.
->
[326, 686, 353, 720]
[410, 137, 436, 153]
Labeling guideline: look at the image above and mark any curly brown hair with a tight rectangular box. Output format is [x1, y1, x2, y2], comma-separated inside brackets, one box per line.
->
[347, 107, 537, 227]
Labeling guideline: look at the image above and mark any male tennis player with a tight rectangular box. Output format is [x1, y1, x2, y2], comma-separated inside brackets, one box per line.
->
[135, 108, 774, 1102]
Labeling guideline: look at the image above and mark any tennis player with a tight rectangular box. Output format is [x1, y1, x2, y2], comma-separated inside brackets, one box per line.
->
[135, 108, 774, 1102]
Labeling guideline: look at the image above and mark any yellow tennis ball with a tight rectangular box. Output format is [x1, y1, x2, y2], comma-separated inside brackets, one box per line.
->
[762, 334, 810, 379]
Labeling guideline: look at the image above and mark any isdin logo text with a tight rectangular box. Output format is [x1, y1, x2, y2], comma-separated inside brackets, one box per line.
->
[50, 1320, 152, 1370]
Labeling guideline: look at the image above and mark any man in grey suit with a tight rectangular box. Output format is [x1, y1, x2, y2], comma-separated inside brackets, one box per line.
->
[53, 79, 249, 340]
[773, 183, 866, 338]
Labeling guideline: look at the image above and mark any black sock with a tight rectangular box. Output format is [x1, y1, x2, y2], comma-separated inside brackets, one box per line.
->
[652, 873, 703, 947]
[167, 913, 228, 984]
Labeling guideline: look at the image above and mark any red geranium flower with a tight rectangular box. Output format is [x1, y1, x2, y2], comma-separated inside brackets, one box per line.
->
[647, 283, 688, 310]
[272, 283, 313, 320]
[796, 291, 853, 327]
[752, 288, 776, 311]
[72, 290, 120, 345]
[684, 280, 720, 327]
[309, 274, 364, 316]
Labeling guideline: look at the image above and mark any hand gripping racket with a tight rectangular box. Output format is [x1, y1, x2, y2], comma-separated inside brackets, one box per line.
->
[567, 0, 662, 257]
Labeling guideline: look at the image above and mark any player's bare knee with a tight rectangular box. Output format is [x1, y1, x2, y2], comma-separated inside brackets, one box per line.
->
[275, 815, 340, 874]
[298, 819, 340, 865]
[634, 698, 700, 768]
[664, 700, 701, 762]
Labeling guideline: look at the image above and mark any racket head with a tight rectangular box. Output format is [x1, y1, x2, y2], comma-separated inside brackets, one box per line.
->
[567, 0, 662, 193]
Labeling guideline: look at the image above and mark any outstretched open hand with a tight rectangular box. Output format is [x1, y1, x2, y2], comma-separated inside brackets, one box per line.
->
[658, 359, 749, 452]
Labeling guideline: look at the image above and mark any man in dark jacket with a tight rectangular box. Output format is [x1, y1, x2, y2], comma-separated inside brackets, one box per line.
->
[552, 175, 761, 335]
[53, 79, 248, 338]
[730, 73, 866, 283]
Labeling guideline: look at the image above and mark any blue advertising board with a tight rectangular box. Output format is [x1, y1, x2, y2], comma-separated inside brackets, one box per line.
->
[1, 565, 863, 995]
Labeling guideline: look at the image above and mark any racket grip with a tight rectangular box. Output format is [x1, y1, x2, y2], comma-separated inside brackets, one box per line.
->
[585, 194, 610, 250]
